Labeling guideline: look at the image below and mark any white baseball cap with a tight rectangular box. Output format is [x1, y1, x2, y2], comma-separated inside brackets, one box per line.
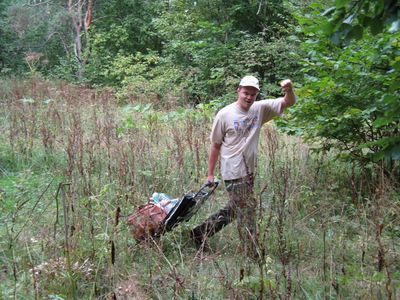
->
[239, 75, 260, 90]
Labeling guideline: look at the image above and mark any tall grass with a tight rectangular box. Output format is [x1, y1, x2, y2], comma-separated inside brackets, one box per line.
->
[0, 78, 399, 299]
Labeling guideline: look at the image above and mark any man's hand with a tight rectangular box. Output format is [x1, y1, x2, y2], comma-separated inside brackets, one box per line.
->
[280, 79, 293, 94]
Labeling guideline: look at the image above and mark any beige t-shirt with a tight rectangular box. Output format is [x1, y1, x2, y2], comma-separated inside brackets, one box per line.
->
[210, 98, 284, 180]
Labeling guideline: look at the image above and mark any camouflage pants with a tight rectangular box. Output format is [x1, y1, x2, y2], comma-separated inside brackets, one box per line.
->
[192, 175, 258, 258]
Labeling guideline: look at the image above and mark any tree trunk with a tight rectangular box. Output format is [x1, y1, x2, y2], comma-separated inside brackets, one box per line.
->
[68, 0, 93, 80]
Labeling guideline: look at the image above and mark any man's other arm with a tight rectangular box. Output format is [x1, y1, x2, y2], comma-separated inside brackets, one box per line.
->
[207, 142, 221, 183]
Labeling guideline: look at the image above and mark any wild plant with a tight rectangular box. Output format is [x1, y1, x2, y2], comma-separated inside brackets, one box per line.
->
[0, 78, 398, 299]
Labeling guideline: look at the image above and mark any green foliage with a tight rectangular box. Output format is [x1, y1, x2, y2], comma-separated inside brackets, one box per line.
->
[84, 24, 134, 85]
[110, 53, 188, 106]
[1, 0, 300, 105]
[0, 0, 17, 75]
[282, 2, 400, 171]
[320, 0, 399, 44]
[50, 55, 80, 82]
[0, 1, 72, 77]
[233, 34, 301, 97]
[82, 0, 165, 85]
[149, 0, 298, 104]
[82, 0, 300, 104]
[93, 0, 164, 52]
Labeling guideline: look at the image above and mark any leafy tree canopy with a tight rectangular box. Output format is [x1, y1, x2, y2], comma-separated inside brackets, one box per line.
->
[281, 1, 399, 175]
[321, 0, 399, 44]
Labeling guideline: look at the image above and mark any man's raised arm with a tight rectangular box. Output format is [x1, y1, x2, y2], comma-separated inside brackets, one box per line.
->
[280, 79, 296, 111]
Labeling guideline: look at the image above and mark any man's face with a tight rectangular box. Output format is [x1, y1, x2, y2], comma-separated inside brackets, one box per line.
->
[236, 86, 259, 111]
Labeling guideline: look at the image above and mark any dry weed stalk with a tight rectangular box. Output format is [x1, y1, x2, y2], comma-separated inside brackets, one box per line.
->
[258, 125, 311, 299]
[172, 126, 185, 172]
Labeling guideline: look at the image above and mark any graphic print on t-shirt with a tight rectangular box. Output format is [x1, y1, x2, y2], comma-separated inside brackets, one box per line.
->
[233, 115, 258, 139]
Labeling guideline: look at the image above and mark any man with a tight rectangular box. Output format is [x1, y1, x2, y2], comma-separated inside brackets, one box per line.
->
[190, 75, 296, 259]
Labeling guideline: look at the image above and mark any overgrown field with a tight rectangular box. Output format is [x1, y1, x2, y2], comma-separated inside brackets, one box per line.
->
[1, 78, 399, 299]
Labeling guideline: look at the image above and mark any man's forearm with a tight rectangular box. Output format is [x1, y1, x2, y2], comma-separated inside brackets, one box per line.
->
[283, 89, 296, 107]
[280, 79, 296, 110]
[207, 143, 221, 180]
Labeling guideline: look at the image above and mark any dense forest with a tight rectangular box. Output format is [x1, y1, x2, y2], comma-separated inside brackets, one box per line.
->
[0, 0, 399, 299]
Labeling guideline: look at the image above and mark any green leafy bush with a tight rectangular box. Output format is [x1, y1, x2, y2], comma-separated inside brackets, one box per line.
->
[282, 2, 399, 175]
